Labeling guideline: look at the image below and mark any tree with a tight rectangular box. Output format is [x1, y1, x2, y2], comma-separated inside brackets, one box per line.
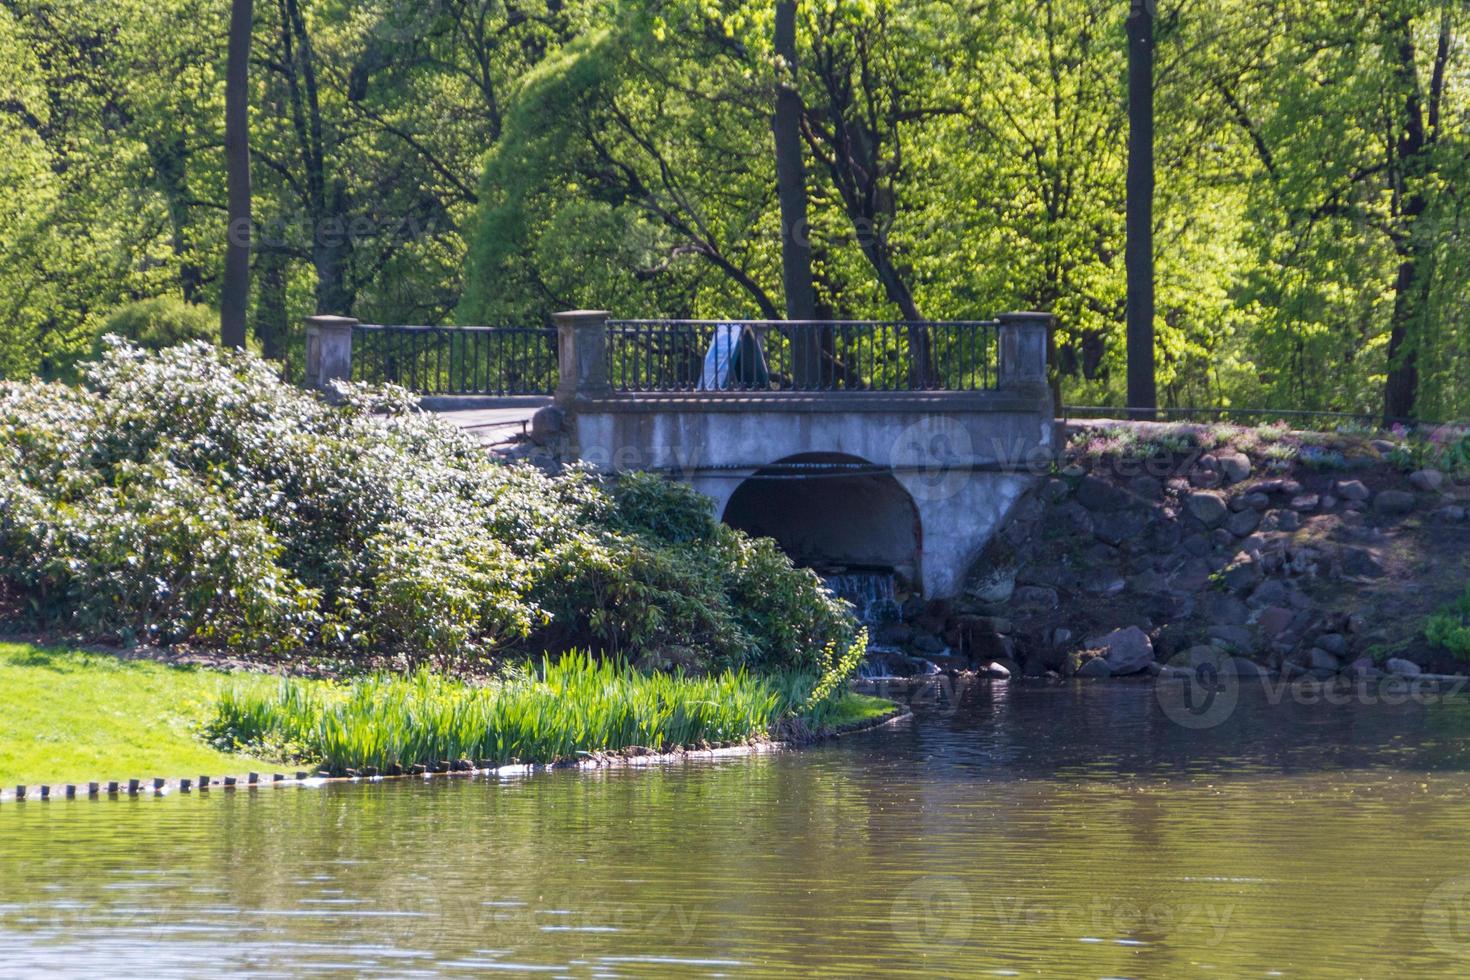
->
[773, 0, 819, 383]
[1125, 0, 1157, 415]
[221, 0, 254, 349]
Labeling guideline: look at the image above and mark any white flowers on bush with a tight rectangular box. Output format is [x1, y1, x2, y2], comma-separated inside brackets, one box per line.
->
[0, 341, 854, 670]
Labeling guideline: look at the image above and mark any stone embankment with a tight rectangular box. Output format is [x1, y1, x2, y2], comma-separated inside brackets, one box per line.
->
[873, 421, 1470, 682]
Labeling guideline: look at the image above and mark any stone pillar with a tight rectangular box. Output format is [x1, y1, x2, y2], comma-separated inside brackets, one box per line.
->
[305, 315, 358, 390]
[997, 312, 1053, 391]
[554, 310, 611, 404]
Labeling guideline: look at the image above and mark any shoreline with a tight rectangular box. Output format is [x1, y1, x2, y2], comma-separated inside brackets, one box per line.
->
[0, 697, 910, 806]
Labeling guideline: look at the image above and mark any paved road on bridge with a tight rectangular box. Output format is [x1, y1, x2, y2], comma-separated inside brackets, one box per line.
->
[428, 397, 550, 448]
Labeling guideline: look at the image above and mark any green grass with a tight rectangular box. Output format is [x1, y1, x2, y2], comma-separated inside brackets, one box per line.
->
[0, 642, 277, 787]
[0, 642, 893, 787]
[828, 692, 899, 727]
[207, 652, 890, 774]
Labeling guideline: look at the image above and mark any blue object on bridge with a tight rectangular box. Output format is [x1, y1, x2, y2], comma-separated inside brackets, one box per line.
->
[699, 323, 771, 391]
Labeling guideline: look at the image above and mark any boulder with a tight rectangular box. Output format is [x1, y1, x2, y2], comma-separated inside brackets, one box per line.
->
[1410, 469, 1446, 493]
[1186, 491, 1229, 527]
[1041, 478, 1071, 504]
[1128, 475, 1164, 500]
[1338, 546, 1385, 579]
[1076, 657, 1113, 679]
[1169, 558, 1214, 593]
[955, 615, 1013, 635]
[1373, 490, 1416, 516]
[1334, 479, 1371, 502]
[1290, 493, 1320, 513]
[1221, 555, 1264, 593]
[1012, 585, 1060, 609]
[1262, 509, 1302, 533]
[1207, 624, 1256, 653]
[980, 662, 1012, 680]
[1346, 657, 1384, 679]
[1082, 572, 1127, 597]
[1228, 657, 1270, 678]
[1249, 581, 1293, 611]
[1288, 648, 1340, 679]
[1433, 506, 1467, 524]
[1218, 453, 1253, 484]
[529, 405, 566, 445]
[966, 633, 1016, 663]
[1201, 593, 1250, 626]
[1315, 633, 1349, 657]
[1256, 606, 1295, 638]
[968, 569, 1016, 604]
[1385, 657, 1422, 677]
[1094, 508, 1150, 547]
[1077, 475, 1130, 512]
[1085, 626, 1155, 676]
[1226, 508, 1263, 537]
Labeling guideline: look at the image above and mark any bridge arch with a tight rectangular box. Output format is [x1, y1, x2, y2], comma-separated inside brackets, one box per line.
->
[719, 453, 923, 591]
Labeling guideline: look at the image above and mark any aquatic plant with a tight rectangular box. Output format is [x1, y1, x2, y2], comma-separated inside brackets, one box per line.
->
[205, 646, 870, 772]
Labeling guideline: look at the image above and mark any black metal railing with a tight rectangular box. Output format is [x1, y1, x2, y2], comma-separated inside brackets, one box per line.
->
[351, 324, 558, 395]
[604, 320, 999, 393]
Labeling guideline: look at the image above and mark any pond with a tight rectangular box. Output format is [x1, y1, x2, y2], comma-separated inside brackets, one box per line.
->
[7, 678, 1470, 976]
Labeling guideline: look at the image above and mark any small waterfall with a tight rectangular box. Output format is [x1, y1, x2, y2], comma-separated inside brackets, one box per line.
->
[822, 570, 901, 626]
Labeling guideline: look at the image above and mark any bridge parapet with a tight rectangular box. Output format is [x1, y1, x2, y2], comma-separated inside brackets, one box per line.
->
[552, 312, 1052, 402]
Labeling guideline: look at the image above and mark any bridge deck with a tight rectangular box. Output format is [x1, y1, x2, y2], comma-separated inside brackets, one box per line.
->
[426, 396, 548, 448]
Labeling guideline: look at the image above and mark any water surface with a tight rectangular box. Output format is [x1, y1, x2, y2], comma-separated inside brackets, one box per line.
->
[6, 680, 1470, 977]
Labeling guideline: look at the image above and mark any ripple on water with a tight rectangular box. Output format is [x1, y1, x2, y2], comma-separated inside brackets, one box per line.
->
[5, 683, 1470, 976]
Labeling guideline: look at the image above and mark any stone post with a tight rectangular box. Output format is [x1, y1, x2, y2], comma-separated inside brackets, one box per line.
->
[305, 315, 358, 390]
[997, 312, 1053, 391]
[554, 310, 612, 404]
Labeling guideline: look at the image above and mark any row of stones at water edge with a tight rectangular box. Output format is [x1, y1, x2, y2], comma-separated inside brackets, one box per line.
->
[866, 421, 1469, 682]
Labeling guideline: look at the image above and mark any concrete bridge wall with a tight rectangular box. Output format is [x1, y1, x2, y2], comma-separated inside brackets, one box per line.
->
[552, 312, 1056, 600]
[303, 310, 1057, 600]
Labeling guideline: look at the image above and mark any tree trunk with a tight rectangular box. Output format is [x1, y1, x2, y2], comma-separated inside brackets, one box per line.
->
[253, 247, 289, 364]
[1383, 13, 1431, 424]
[1384, 252, 1423, 422]
[772, 1, 821, 386]
[1125, 0, 1157, 417]
[220, 0, 254, 349]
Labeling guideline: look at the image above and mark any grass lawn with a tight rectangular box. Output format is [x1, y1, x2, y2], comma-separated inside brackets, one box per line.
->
[0, 642, 897, 788]
[822, 692, 901, 729]
[0, 642, 277, 787]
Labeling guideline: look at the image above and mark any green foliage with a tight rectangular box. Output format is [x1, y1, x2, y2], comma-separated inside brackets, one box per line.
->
[1427, 586, 1470, 661]
[0, 343, 855, 670]
[0, 641, 277, 787]
[205, 648, 873, 772]
[1384, 424, 1470, 478]
[95, 297, 217, 354]
[10, 0, 1470, 420]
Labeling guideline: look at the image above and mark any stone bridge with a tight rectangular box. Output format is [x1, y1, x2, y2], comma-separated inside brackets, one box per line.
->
[307, 311, 1057, 600]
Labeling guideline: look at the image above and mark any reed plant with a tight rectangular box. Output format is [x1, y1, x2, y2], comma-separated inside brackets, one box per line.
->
[206, 647, 870, 774]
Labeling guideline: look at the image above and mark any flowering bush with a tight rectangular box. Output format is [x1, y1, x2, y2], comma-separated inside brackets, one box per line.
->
[0, 343, 856, 672]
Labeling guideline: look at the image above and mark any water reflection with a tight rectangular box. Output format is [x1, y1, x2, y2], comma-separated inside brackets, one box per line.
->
[5, 682, 1470, 976]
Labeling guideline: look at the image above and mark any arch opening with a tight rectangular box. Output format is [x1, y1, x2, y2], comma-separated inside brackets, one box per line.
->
[721, 453, 923, 611]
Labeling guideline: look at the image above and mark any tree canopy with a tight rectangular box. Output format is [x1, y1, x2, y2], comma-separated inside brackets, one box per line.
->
[2, 0, 1468, 419]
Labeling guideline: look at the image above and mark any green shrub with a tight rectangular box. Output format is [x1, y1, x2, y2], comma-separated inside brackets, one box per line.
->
[95, 297, 216, 354]
[205, 648, 870, 772]
[1427, 586, 1470, 660]
[0, 343, 856, 671]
